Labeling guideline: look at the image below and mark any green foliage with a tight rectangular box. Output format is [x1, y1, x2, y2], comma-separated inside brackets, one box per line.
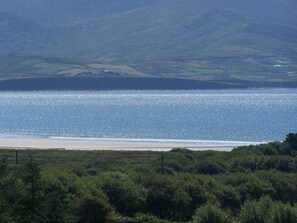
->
[0, 134, 297, 222]
[221, 173, 275, 203]
[76, 195, 115, 223]
[142, 176, 192, 221]
[271, 203, 297, 223]
[42, 173, 69, 223]
[285, 133, 297, 147]
[193, 204, 232, 223]
[167, 161, 184, 172]
[0, 157, 9, 176]
[284, 133, 297, 154]
[179, 174, 217, 219]
[264, 156, 297, 172]
[240, 197, 274, 223]
[0, 174, 24, 223]
[0, 198, 14, 223]
[72, 168, 88, 177]
[20, 156, 43, 223]
[98, 172, 147, 216]
[170, 148, 193, 153]
[240, 197, 297, 223]
[255, 171, 297, 203]
[230, 156, 260, 172]
[123, 214, 171, 223]
[194, 160, 226, 175]
[214, 185, 241, 210]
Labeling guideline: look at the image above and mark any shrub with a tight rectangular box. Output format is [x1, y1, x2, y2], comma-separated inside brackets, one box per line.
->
[167, 161, 184, 172]
[142, 176, 191, 221]
[240, 196, 297, 223]
[193, 204, 232, 223]
[255, 171, 297, 203]
[99, 172, 147, 216]
[170, 148, 193, 153]
[123, 214, 170, 223]
[195, 161, 226, 175]
[285, 133, 297, 151]
[76, 195, 115, 223]
[271, 203, 297, 223]
[240, 197, 274, 223]
[221, 173, 275, 202]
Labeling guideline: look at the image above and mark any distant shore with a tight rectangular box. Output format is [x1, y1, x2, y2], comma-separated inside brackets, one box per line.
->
[0, 77, 296, 90]
[0, 136, 261, 151]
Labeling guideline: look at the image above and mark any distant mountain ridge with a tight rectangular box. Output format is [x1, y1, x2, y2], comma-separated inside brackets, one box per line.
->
[0, 0, 296, 85]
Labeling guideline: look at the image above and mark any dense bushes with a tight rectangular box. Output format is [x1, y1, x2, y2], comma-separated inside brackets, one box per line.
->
[142, 176, 192, 221]
[194, 160, 226, 175]
[97, 172, 147, 216]
[76, 195, 115, 223]
[193, 204, 232, 223]
[0, 133, 297, 222]
[240, 197, 297, 223]
[221, 173, 275, 202]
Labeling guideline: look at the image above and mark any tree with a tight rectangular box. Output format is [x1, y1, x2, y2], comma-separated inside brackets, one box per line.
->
[193, 204, 231, 223]
[255, 171, 297, 204]
[99, 172, 147, 216]
[143, 176, 191, 221]
[42, 176, 67, 223]
[20, 155, 43, 223]
[240, 197, 274, 223]
[221, 173, 275, 202]
[271, 203, 297, 223]
[0, 157, 9, 176]
[76, 195, 115, 223]
[0, 157, 25, 223]
[123, 214, 170, 223]
[195, 161, 226, 175]
[285, 133, 297, 151]
[240, 196, 297, 223]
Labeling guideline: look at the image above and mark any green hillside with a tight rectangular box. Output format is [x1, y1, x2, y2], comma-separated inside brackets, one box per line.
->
[0, 0, 296, 83]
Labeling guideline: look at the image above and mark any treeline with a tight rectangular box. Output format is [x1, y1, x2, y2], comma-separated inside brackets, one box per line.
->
[0, 133, 297, 223]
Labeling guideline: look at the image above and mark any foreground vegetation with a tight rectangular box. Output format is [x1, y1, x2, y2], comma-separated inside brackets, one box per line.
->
[1, 133, 297, 223]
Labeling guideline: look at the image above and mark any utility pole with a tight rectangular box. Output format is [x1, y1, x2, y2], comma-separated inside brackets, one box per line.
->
[15, 150, 18, 168]
[161, 153, 164, 174]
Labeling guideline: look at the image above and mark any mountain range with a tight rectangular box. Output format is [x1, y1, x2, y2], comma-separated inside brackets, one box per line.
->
[0, 0, 296, 85]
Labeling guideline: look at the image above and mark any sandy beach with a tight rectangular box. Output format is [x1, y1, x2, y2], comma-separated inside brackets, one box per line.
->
[0, 137, 261, 151]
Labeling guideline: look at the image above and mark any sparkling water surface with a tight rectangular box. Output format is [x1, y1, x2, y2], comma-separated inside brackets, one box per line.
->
[0, 89, 296, 141]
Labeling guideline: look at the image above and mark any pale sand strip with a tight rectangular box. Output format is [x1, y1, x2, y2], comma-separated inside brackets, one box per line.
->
[0, 137, 261, 151]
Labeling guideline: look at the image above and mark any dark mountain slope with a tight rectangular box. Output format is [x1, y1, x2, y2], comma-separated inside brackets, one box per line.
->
[0, 0, 158, 23]
[0, 12, 56, 53]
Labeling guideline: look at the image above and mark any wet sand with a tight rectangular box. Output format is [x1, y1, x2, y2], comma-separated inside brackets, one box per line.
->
[0, 137, 261, 151]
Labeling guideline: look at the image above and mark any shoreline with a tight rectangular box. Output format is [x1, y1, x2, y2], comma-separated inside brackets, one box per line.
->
[0, 136, 262, 151]
[0, 77, 296, 91]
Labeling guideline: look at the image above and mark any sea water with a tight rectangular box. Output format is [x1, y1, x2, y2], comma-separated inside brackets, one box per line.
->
[0, 89, 296, 142]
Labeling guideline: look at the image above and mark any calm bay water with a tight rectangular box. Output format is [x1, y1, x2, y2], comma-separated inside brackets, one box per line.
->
[0, 89, 296, 142]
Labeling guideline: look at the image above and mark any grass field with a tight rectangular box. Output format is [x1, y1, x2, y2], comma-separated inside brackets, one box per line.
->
[0, 54, 296, 84]
[0, 149, 168, 172]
